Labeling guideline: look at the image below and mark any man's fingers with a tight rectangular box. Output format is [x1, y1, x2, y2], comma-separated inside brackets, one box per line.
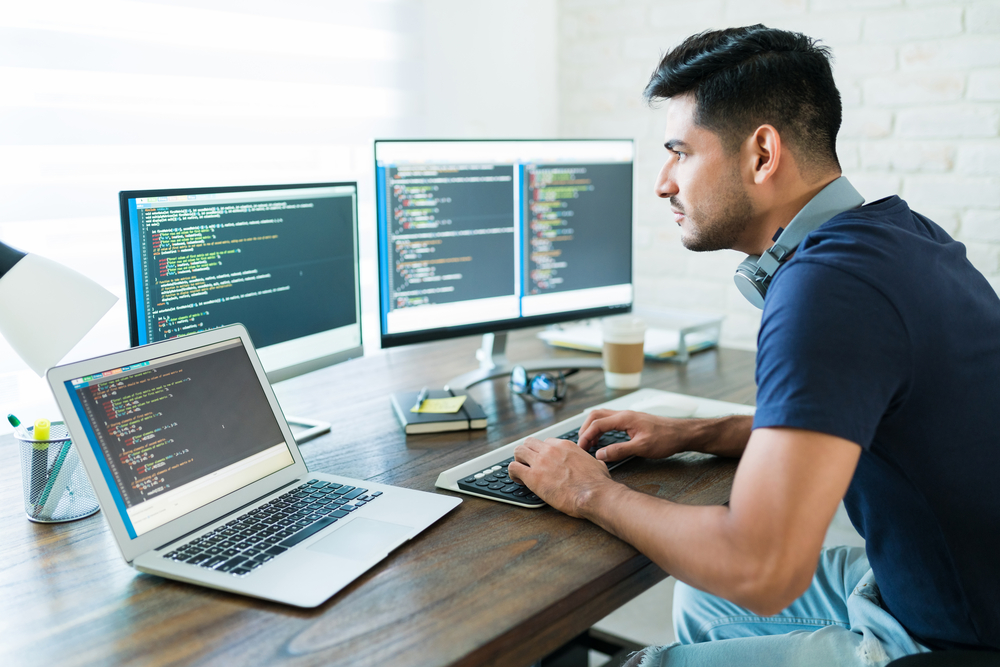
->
[579, 409, 617, 436]
[579, 413, 630, 448]
[515, 437, 542, 462]
[595, 442, 624, 461]
[508, 459, 528, 484]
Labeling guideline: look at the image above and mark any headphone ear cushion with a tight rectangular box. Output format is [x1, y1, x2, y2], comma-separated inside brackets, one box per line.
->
[734, 256, 768, 309]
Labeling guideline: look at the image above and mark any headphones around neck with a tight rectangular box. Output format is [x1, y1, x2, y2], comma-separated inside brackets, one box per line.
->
[733, 177, 865, 309]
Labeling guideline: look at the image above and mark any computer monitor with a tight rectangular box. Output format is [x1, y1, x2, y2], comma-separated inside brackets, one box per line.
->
[119, 182, 362, 441]
[374, 139, 633, 388]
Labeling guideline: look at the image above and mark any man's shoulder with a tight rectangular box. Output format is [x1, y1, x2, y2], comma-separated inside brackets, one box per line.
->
[802, 195, 952, 250]
[777, 195, 956, 291]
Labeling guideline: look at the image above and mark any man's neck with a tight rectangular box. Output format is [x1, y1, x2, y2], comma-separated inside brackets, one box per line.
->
[741, 172, 842, 255]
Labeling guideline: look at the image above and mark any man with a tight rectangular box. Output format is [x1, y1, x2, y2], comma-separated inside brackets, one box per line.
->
[509, 25, 1000, 665]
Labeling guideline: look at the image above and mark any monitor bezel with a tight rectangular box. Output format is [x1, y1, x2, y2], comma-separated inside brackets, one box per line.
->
[119, 181, 363, 382]
[373, 138, 634, 349]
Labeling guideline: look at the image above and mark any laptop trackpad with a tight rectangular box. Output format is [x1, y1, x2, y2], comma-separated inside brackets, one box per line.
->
[308, 518, 412, 560]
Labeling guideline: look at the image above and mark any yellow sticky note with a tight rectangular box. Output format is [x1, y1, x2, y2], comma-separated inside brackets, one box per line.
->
[411, 395, 467, 414]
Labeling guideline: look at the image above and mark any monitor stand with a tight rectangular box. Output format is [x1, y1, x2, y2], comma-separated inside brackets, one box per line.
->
[445, 332, 603, 391]
[284, 416, 331, 445]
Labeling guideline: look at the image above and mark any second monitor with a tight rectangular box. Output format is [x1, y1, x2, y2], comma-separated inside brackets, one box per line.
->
[375, 139, 634, 387]
[120, 182, 363, 442]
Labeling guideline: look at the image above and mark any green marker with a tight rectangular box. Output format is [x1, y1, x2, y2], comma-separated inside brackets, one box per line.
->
[7, 413, 27, 438]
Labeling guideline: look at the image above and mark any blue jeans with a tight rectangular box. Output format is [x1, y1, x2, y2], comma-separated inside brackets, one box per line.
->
[627, 546, 930, 667]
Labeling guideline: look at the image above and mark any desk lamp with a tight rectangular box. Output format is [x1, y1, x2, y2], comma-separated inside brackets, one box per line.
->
[1, 240, 117, 523]
[0, 240, 117, 376]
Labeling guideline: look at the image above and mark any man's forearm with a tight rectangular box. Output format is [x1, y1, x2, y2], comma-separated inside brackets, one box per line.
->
[683, 414, 753, 458]
[577, 481, 784, 614]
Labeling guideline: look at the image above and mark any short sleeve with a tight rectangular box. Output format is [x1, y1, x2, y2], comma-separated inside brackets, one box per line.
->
[753, 260, 912, 449]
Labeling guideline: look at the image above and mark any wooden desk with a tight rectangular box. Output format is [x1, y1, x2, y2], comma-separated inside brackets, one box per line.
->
[0, 330, 756, 667]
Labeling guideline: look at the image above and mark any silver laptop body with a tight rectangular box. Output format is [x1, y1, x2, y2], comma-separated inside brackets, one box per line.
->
[47, 324, 460, 607]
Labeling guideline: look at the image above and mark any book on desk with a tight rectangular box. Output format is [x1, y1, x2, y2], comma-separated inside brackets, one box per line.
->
[391, 389, 488, 434]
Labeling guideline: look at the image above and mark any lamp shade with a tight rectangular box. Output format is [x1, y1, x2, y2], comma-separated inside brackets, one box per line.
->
[0, 251, 118, 376]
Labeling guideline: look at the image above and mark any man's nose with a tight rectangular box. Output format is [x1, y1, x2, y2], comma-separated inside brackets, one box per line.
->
[654, 161, 677, 199]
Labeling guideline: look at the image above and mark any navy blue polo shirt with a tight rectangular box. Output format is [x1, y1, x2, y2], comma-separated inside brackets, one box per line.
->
[754, 195, 1000, 651]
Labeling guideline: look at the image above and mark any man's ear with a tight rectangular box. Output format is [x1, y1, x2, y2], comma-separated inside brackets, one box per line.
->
[746, 124, 781, 185]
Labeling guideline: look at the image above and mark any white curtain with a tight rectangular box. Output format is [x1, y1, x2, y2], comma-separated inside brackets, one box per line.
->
[0, 0, 424, 427]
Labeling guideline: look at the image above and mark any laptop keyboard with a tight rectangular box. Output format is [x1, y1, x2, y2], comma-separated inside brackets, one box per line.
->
[163, 479, 381, 576]
[456, 427, 631, 507]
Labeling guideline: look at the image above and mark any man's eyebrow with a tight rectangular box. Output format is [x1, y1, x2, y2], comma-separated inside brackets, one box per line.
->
[664, 139, 690, 151]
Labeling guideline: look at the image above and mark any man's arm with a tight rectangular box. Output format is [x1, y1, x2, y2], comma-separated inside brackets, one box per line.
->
[578, 409, 754, 461]
[510, 426, 861, 616]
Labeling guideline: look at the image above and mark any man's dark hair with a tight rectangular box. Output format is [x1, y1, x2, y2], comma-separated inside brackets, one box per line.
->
[644, 25, 841, 174]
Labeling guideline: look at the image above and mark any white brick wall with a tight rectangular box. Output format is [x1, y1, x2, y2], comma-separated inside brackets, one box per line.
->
[558, 0, 1000, 350]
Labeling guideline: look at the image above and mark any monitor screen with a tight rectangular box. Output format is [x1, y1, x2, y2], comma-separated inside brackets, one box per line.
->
[375, 139, 634, 348]
[120, 183, 362, 383]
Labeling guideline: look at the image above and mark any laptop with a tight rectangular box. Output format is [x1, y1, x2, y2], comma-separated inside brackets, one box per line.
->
[46, 324, 461, 607]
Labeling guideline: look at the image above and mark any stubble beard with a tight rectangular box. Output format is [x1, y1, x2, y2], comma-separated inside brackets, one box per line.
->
[674, 170, 755, 252]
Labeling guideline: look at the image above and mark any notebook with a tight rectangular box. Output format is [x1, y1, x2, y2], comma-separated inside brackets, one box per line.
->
[46, 324, 461, 608]
[390, 389, 488, 434]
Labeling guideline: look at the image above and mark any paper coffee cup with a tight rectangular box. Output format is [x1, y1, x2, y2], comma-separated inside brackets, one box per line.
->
[601, 315, 646, 389]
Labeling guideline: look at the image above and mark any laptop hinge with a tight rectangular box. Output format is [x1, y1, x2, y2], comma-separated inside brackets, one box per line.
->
[154, 478, 302, 552]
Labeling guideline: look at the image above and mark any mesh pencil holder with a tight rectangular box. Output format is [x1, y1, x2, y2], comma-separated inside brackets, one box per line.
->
[16, 421, 100, 523]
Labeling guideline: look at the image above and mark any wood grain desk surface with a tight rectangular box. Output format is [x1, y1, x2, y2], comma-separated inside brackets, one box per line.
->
[0, 330, 756, 667]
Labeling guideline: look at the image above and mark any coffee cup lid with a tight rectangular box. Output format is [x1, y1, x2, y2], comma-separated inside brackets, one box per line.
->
[601, 315, 645, 343]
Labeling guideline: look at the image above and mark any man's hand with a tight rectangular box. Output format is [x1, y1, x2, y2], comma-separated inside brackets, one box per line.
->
[508, 437, 616, 517]
[578, 410, 754, 461]
[578, 409, 697, 461]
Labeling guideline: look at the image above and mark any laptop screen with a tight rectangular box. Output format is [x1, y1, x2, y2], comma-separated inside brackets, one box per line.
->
[64, 337, 295, 539]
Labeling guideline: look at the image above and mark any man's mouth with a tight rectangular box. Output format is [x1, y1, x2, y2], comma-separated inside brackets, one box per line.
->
[669, 197, 685, 224]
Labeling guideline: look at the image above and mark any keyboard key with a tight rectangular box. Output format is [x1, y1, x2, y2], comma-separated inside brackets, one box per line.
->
[371, 491, 382, 497]
[204, 555, 227, 569]
[186, 553, 210, 565]
[278, 516, 339, 548]
[217, 556, 246, 573]
[488, 482, 504, 490]
[502, 484, 520, 493]
[343, 488, 367, 500]
[231, 568, 251, 576]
